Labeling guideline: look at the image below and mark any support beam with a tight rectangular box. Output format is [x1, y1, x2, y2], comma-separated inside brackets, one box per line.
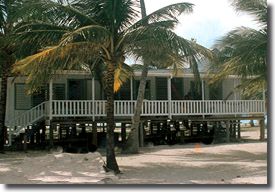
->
[92, 121, 97, 146]
[226, 121, 230, 143]
[234, 79, 237, 118]
[8, 127, 12, 146]
[92, 76, 95, 121]
[201, 79, 205, 118]
[139, 122, 144, 147]
[237, 120, 241, 139]
[201, 79, 205, 101]
[48, 79, 53, 148]
[49, 79, 53, 121]
[121, 123, 126, 144]
[168, 77, 172, 119]
[130, 77, 133, 101]
[23, 133, 27, 152]
[234, 79, 237, 100]
[260, 119, 265, 141]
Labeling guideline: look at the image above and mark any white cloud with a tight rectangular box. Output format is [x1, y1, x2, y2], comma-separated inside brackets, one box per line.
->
[144, 0, 259, 48]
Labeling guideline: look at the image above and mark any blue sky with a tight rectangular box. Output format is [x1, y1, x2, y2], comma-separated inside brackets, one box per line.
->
[145, 0, 259, 48]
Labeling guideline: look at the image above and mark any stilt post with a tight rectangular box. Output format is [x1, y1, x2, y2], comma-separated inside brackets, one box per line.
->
[139, 122, 144, 147]
[260, 119, 265, 141]
[226, 121, 230, 143]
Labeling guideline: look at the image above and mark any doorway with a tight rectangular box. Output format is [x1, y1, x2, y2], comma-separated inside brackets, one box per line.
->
[68, 80, 86, 100]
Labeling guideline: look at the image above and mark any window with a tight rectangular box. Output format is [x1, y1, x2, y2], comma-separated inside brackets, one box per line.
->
[115, 80, 131, 100]
[134, 80, 151, 100]
[53, 84, 65, 100]
[171, 78, 184, 100]
[156, 77, 167, 100]
[15, 84, 31, 110]
[209, 82, 223, 100]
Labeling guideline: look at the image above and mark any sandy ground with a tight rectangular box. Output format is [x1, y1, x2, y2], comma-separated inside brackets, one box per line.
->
[116, 142, 267, 184]
[0, 127, 268, 184]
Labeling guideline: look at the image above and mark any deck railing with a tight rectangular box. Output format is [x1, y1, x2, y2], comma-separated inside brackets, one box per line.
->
[6, 99, 265, 144]
[51, 100, 265, 117]
[7, 101, 47, 135]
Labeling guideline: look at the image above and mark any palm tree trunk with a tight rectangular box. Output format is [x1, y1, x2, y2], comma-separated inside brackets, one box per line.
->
[191, 57, 202, 99]
[140, 0, 147, 18]
[0, 53, 12, 152]
[104, 63, 120, 173]
[122, 0, 148, 154]
[249, 120, 255, 127]
[122, 63, 148, 153]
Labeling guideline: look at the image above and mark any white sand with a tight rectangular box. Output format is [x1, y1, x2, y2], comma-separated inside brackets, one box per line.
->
[0, 127, 267, 184]
[115, 142, 267, 184]
[0, 152, 118, 184]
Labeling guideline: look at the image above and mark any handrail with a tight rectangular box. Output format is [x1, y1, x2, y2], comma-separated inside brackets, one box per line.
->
[5, 99, 265, 146]
[7, 101, 48, 135]
[7, 99, 266, 129]
[51, 100, 266, 117]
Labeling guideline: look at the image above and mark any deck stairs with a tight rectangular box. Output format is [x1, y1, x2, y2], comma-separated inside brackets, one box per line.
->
[6, 102, 48, 145]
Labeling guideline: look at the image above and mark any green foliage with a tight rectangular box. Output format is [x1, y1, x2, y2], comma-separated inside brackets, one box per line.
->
[13, 0, 211, 93]
[210, 0, 267, 98]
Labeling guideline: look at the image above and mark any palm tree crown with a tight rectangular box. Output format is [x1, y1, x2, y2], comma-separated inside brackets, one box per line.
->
[13, 0, 211, 173]
[210, 0, 267, 98]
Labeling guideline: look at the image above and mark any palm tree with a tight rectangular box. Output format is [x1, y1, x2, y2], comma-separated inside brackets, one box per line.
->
[122, 0, 212, 153]
[210, 0, 267, 98]
[13, 0, 200, 173]
[0, 0, 23, 152]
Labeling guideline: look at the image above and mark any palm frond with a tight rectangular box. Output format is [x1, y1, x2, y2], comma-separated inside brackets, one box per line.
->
[59, 24, 110, 46]
[13, 42, 102, 91]
[212, 27, 267, 79]
[18, 0, 98, 27]
[114, 63, 133, 92]
[231, 0, 267, 26]
[236, 75, 266, 99]
[130, 2, 193, 30]
[210, 22, 267, 98]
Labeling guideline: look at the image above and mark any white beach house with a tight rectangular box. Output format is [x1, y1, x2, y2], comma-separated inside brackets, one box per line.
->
[1, 68, 266, 148]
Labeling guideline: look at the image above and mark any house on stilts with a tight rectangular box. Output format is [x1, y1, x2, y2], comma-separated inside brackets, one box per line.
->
[1, 67, 266, 150]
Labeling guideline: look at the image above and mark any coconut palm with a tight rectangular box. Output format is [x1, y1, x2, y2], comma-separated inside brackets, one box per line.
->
[0, 0, 25, 152]
[210, 0, 267, 98]
[13, 0, 203, 172]
[122, 0, 212, 154]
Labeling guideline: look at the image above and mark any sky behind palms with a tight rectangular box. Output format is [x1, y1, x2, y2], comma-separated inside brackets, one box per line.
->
[145, 0, 260, 48]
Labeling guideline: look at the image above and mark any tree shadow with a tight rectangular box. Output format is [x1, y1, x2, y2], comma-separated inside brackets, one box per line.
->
[118, 160, 267, 184]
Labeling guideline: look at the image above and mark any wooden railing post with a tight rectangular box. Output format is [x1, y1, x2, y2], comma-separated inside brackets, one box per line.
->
[48, 79, 53, 147]
[201, 79, 205, 118]
[130, 77, 133, 101]
[49, 79, 53, 121]
[92, 76, 95, 121]
[168, 77, 172, 119]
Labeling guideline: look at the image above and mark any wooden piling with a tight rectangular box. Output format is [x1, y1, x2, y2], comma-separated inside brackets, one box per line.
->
[139, 122, 144, 147]
[23, 133, 27, 152]
[237, 120, 241, 139]
[92, 121, 98, 146]
[260, 119, 265, 141]
[226, 121, 230, 143]
[121, 123, 126, 144]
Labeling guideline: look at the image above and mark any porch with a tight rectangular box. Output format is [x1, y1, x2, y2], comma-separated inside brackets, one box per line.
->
[4, 71, 267, 147]
[8, 99, 266, 128]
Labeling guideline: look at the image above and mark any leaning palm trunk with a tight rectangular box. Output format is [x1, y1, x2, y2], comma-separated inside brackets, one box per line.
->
[122, 63, 148, 153]
[104, 63, 120, 173]
[191, 57, 202, 98]
[0, 72, 8, 152]
[0, 53, 13, 152]
[122, 0, 148, 154]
